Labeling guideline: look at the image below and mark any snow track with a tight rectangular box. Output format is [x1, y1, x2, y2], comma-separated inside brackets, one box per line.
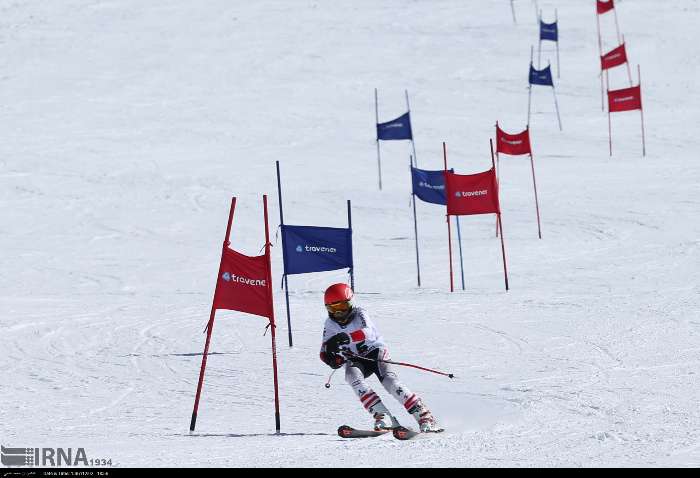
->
[1, 0, 698, 468]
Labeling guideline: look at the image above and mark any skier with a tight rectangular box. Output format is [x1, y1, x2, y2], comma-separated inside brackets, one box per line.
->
[319, 283, 439, 432]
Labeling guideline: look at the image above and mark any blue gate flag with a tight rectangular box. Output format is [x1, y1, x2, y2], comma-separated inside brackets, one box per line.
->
[377, 112, 413, 141]
[281, 225, 353, 275]
[411, 167, 451, 205]
[529, 64, 554, 86]
[539, 21, 558, 42]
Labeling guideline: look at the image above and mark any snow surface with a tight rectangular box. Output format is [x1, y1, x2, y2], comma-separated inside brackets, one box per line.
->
[1, 0, 699, 468]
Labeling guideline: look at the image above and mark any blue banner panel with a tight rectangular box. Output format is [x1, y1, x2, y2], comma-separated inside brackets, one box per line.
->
[529, 64, 554, 86]
[281, 225, 353, 275]
[539, 21, 558, 42]
[377, 112, 413, 141]
[411, 167, 449, 205]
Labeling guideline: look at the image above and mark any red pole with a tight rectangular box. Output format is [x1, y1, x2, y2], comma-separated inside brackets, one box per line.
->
[490, 138, 497, 177]
[638, 65, 646, 157]
[493, 139, 500, 239]
[190, 197, 237, 432]
[495, 122, 500, 238]
[342, 350, 455, 379]
[443, 142, 454, 293]
[263, 195, 281, 433]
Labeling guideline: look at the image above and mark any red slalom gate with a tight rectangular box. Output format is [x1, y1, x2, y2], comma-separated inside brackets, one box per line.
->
[190, 196, 281, 434]
[607, 65, 646, 157]
[443, 141, 509, 292]
[495, 122, 542, 239]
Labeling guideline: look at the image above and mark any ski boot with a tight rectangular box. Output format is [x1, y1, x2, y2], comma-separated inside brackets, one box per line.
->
[368, 401, 399, 430]
[408, 399, 439, 432]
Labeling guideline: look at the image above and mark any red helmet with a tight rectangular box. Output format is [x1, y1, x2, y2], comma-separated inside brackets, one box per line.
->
[324, 283, 354, 324]
[324, 283, 353, 304]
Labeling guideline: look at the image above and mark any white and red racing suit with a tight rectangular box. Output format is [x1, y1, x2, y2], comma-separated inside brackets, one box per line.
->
[319, 307, 423, 418]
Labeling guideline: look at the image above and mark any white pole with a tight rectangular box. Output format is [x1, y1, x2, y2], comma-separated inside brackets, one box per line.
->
[555, 9, 560, 79]
[623, 35, 633, 86]
[527, 46, 534, 126]
[530, 152, 542, 239]
[405, 89, 418, 167]
[608, 87, 612, 157]
[597, 12, 604, 111]
[639, 65, 646, 157]
[551, 65, 562, 131]
[375, 88, 382, 190]
[613, 8, 623, 45]
[604, 69, 609, 111]
[532, 0, 538, 24]
[537, 10, 542, 68]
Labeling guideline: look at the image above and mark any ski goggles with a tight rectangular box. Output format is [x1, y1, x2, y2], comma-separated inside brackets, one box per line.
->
[325, 300, 351, 314]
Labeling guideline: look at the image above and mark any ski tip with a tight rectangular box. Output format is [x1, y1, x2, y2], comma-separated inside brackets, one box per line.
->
[392, 426, 419, 440]
[337, 425, 354, 438]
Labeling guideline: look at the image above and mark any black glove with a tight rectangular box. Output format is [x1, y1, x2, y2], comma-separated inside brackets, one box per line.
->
[325, 333, 350, 354]
[324, 352, 345, 369]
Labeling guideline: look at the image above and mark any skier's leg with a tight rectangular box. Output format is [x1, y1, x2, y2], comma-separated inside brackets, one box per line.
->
[374, 348, 439, 431]
[345, 363, 398, 430]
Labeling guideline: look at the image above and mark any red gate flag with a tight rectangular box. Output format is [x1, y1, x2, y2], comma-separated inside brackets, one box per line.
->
[607, 65, 646, 157]
[445, 169, 501, 216]
[601, 43, 628, 71]
[212, 248, 272, 318]
[597, 0, 614, 14]
[496, 124, 531, 156]
[443, 141, 509, 292]
[190, 196, 281, 434]
[608, 85, 642, 112]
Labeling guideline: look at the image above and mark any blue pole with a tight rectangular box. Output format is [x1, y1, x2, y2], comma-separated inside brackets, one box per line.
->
[410, 155, 421, 287]
[347, 199, 355, 290]
[275, 161, 293, 347]
[375, 88, 382, 191]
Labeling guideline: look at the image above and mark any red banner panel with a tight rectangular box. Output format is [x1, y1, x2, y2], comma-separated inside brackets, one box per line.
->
[601, 43, 628, 71]
[597, 0, 614, 14]
[213, 247, 272, 318]
[496, 125, 532, 156]
[608, 85, 642, 112]
[445, 169, 500, 216]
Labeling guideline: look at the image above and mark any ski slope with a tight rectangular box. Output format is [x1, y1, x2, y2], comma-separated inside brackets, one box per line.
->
[1, 0, 699, 468]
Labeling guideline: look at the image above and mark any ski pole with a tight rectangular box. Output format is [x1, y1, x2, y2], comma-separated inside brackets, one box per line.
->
[341, 349, 455, 379]
[324, 368, 338, 389]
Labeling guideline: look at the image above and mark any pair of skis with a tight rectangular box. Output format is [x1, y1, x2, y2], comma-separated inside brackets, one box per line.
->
[338, 425, 444, 441]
